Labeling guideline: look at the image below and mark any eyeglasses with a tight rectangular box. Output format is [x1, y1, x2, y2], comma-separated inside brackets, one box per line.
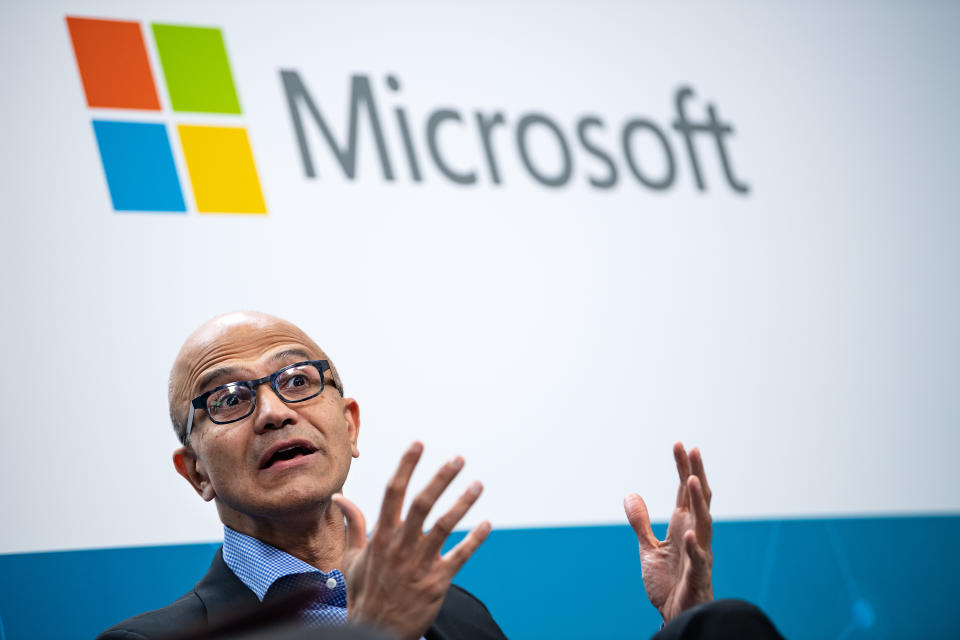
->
[185, 360, 341, 440]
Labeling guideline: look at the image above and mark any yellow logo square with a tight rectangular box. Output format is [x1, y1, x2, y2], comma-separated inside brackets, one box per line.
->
[178, 125, 266, 214]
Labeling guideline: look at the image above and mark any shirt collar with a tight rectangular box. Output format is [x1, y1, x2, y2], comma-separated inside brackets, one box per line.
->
[221, 525, 339, 602]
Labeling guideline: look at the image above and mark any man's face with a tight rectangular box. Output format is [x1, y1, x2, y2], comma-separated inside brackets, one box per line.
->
[171, 313, 359, 522]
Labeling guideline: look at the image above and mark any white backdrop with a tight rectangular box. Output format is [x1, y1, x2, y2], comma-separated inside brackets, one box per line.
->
[1, 0, 958, 554]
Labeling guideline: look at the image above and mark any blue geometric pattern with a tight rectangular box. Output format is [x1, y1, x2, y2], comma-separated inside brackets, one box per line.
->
[222, 526, 347, 625]
[1, 515, 958, 639]
[91, 120, 186, 212]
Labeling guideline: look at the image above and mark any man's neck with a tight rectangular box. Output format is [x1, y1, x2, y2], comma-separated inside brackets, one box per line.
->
[218, 500, 346, 572]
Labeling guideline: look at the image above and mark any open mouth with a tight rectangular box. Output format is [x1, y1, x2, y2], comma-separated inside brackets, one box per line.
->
[260, 441, 318, 469]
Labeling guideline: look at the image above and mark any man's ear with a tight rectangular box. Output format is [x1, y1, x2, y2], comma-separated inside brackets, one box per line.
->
[343, 397, 360, 458]
[173, 446, 216, 501]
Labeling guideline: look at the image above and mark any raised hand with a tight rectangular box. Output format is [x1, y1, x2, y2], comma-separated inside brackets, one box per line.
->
[331, 442, 491, 640]
[623, 442, 714, 623]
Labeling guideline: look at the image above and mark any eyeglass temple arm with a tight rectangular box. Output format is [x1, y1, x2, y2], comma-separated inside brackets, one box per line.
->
[184, 402, 196, 441]
[319, 360, 344, 396]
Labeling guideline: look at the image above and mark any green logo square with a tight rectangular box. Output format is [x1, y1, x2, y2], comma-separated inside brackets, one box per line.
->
[151, 23, 241, 114]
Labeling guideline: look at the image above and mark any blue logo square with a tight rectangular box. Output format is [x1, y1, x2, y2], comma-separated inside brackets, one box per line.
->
[92, 120, 186, 212]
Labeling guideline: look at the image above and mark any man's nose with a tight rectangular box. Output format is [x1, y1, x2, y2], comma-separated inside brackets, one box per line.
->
[251, 383, 298, 433]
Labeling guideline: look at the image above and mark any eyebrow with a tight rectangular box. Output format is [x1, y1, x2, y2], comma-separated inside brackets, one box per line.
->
[196, 366, 247, 396]
[194, 348, 317, 396]
[269, 348, 314, 364]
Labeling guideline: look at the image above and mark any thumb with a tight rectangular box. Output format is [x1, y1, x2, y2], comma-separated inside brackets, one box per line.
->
[332, 493, 367, 551]
[624, 493, 658, 552]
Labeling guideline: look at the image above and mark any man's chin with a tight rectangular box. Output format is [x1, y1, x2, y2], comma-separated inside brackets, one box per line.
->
[215, 480, 340, 521]
[214, 457, 349, 518]
[260, 481, 338, 512]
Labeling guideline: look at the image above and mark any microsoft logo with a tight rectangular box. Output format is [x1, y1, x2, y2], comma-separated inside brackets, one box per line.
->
[66, 16, 266, 214]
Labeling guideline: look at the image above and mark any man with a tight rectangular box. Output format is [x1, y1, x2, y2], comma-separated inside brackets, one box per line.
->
[99, 311, 777, 639]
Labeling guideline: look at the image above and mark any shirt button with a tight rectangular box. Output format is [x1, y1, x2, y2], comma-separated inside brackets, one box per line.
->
[326, 577, 337, 590]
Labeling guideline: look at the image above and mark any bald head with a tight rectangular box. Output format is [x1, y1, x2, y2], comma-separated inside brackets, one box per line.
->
[168, 311, 343, 444]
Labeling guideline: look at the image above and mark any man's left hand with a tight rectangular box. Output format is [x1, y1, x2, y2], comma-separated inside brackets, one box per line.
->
[624, 442, 714, 624]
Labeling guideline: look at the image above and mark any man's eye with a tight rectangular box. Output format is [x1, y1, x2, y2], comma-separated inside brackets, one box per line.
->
[280, 372, 310, 389]
[288, 374, 307, 387]
[209, 390, 245, 414]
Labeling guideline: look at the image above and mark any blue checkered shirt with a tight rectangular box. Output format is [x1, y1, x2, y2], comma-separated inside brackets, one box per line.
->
[222, 525, 348, 626]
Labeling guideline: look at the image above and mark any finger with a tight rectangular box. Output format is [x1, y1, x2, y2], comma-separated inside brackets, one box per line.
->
[441, 520, 492, 575]
[674, 442, 691, 509]
[332, 493, 368, 551]
[623, 493, 659, 552]
[422, 481, 483, 557]
[687, 475, 712, 547]
[378, 442, 423, 531]
[689, 447, 712, 507]
[402, 455, 465, 544]
[683, 530, 709, 578]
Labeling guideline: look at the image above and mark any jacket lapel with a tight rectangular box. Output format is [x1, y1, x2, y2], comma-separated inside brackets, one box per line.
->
[194, 547, 262, 627]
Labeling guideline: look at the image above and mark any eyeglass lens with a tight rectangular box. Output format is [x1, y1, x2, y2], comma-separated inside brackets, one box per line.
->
[205, 363, 324, 423]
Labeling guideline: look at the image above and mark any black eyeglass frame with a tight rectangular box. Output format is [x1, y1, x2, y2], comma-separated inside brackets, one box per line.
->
[184, 359, 342, 441]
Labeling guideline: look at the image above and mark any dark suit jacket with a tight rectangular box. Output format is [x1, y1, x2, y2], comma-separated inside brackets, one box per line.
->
[97, 549, 507, 640]
[652, 599, 784, 640]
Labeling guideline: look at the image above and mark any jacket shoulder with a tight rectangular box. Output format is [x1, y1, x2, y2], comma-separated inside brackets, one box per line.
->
[96, 589, 207, 640]
[428, 584, 507, 640]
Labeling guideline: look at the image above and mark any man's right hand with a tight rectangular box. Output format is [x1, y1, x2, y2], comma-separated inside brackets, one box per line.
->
[331, 442, 491, 640]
